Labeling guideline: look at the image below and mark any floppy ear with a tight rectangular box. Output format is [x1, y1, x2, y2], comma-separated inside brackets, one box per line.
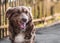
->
[6, 7, 13, 19]
[27, 7, 33, 28]
[25, 7, 34, 39]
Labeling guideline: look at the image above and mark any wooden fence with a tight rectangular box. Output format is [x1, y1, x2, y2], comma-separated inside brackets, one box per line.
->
[0, 0, 59, 39]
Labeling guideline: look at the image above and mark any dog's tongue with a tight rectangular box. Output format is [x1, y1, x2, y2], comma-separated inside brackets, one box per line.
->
[20, 23, 26, 29]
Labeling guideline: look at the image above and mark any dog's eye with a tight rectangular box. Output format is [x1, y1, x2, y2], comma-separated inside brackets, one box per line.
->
[14, 14, 18, 17]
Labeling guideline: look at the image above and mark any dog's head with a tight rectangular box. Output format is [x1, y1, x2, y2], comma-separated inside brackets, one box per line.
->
[6, 6, 33, 30]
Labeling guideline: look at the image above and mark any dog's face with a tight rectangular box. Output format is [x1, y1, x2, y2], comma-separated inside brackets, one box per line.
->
[6, 6, 32, 30]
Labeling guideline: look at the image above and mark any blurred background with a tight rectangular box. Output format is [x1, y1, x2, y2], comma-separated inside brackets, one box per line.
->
[0, 0, 60, 39]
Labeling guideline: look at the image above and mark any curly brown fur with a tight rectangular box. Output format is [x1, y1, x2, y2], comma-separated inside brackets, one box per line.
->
[6, 6, 35, 43]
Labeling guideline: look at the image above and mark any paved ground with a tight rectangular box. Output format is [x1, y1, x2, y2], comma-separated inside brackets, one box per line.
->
[0, 23, 60, 43]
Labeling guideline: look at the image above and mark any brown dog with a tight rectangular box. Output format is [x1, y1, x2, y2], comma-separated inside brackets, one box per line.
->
[6, 6, 35, 43]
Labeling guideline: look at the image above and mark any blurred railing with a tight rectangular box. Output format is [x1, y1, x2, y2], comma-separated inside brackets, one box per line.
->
[0, 0, 60, 39]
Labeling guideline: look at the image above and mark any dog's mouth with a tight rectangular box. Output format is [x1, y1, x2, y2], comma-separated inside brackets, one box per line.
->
[18, 22, 26, 30]
[20, 23, 26, 29]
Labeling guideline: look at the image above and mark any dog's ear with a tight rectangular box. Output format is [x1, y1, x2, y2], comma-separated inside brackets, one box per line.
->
[6, 7, 13, 19]
[25, 7, 34, 37]
[27, 7, 33, 25]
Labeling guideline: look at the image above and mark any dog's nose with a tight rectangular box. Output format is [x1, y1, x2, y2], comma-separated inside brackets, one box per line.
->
[22, 18, 27, 22]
